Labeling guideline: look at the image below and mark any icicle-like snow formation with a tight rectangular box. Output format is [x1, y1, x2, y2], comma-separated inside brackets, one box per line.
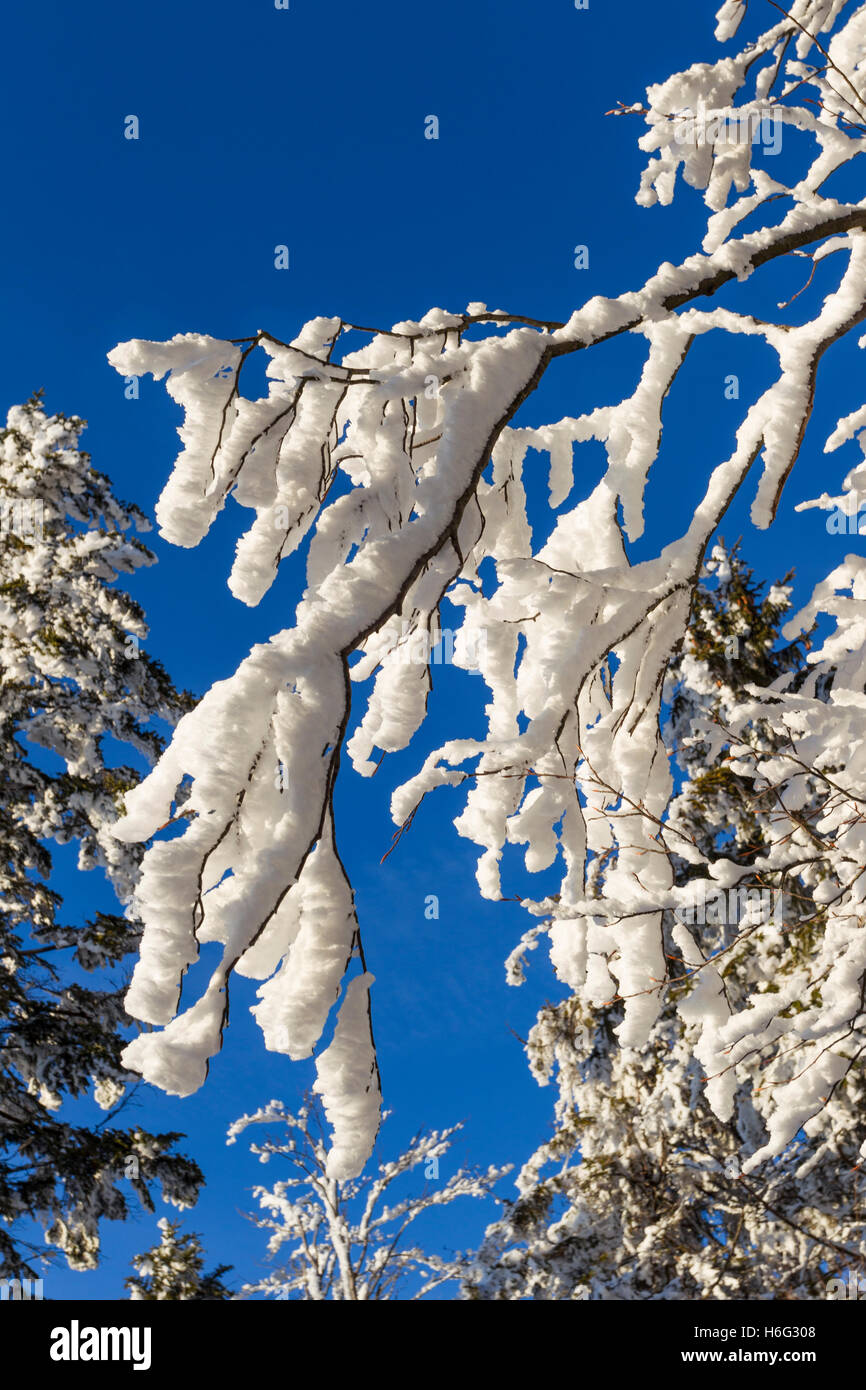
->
[312, 973, 381, 1182]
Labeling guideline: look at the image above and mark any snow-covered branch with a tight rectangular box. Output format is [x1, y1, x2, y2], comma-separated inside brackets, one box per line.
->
[107, 0, 866, 1181]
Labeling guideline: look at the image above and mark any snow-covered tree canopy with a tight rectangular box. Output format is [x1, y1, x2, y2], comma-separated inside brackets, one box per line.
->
[467, 549, 866, 1299]
[108, 0, 866, 1182]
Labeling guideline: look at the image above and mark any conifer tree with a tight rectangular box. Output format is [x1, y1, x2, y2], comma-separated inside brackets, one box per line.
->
[126, 1219, 232, 1300]
[0, 395, 202, 1279]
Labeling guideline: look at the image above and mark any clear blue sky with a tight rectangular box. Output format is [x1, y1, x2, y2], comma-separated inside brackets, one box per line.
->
[1, 0, 860, 1297]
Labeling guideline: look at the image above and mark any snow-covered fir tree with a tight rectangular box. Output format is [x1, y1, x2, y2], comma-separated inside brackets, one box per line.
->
[101, 0, 866, 1219]
[465, 547, 866, 1299]
[229, 1095, 510, 1300]
[0, 395, 202, 1278]
[126, 1218, 232, 1300]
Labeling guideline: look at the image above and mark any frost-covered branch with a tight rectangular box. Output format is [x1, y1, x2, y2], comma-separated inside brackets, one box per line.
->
[228, 1096, 509, 1300]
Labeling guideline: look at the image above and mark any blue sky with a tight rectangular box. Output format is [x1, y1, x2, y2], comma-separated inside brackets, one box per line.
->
[1, 0, 862, 1297]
